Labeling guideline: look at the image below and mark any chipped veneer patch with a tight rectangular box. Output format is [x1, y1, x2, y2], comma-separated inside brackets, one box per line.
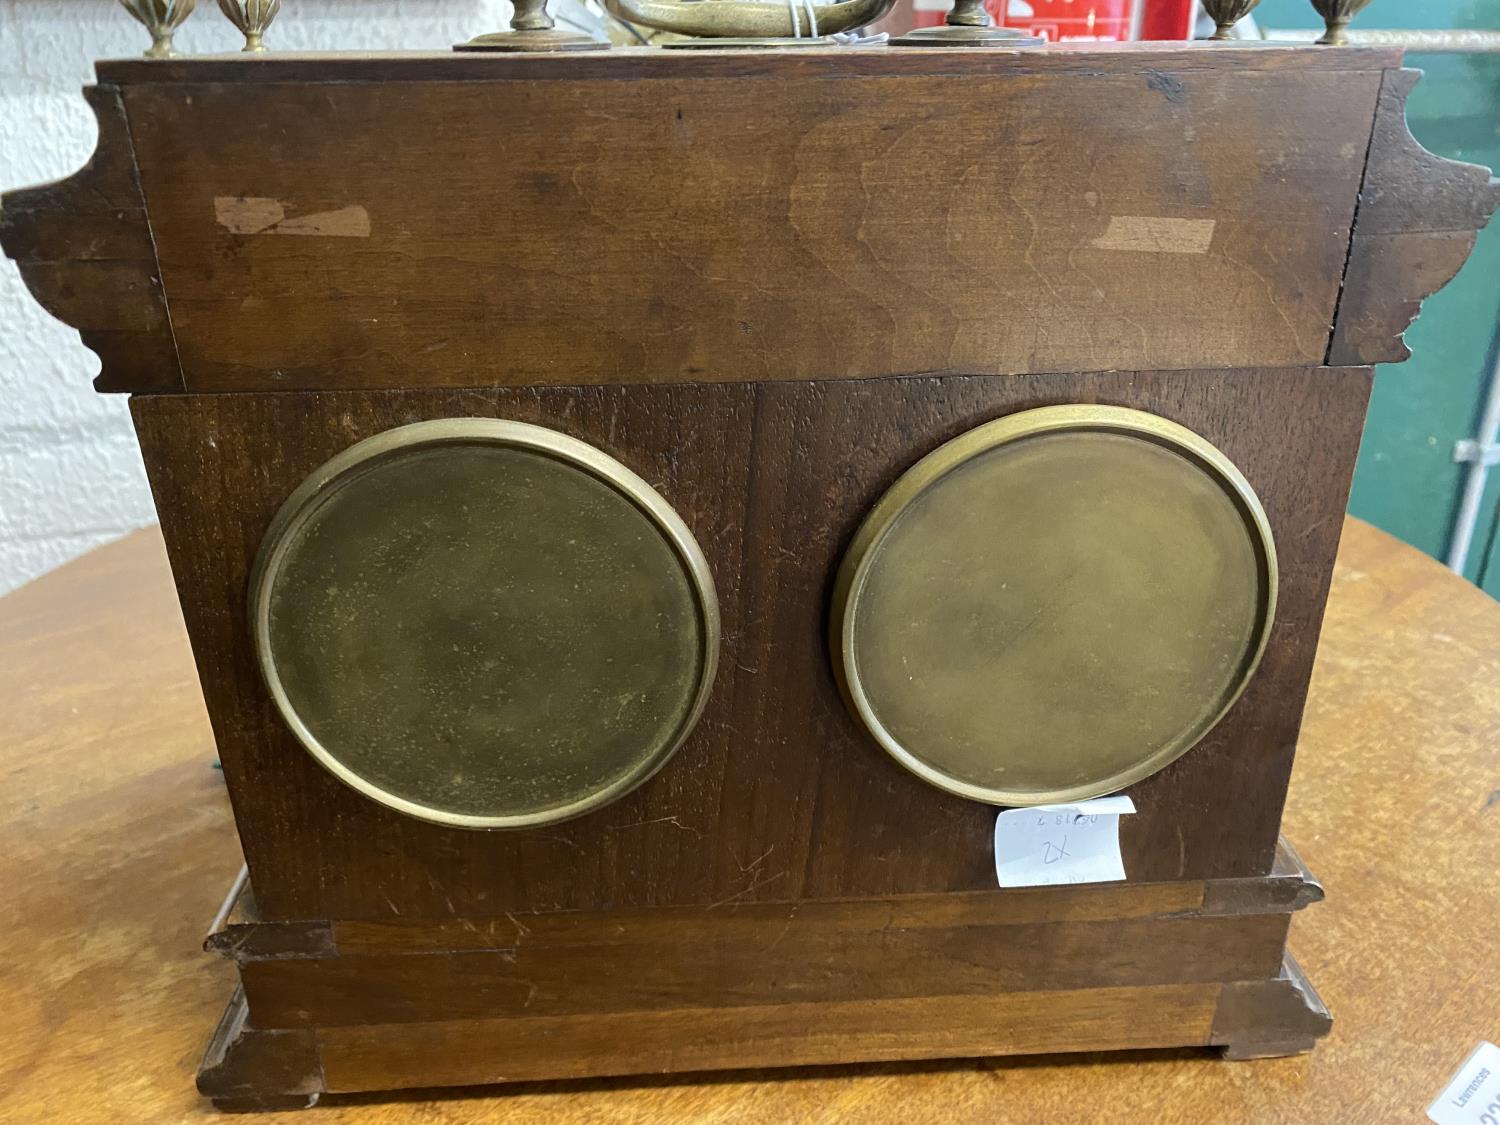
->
[214, 196, 371, 237]
[1091, 216, 1216, 255]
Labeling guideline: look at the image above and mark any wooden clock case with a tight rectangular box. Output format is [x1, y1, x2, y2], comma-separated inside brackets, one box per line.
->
[3, 43, 1495, 1111]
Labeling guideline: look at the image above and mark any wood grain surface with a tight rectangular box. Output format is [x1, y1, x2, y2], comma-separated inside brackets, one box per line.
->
[5, 52, 1492, 397]
[197, 840, 1322, 1098]
[234, 911, 1292, 1028]
[118, 57, 1378, 390]
[1, 517, 1496, 1121]
[311, 986, 1226, 1094]
[131, 367, 1369, 921]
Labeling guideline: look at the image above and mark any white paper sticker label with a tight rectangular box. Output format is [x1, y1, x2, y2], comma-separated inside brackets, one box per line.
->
[993, 796, 1136, 888]
[1428, 1042, 1500, 1125]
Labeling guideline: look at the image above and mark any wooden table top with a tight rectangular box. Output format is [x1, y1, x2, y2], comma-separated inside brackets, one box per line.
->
[2, 518, 1497, 1123]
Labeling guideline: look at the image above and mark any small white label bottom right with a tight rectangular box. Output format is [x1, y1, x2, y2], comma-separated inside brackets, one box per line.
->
[1429, 1041, 1500, 1125]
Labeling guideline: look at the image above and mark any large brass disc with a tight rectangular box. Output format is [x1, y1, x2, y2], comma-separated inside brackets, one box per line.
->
[832, 405, 1276, 807]
[251, 419, 718, 829]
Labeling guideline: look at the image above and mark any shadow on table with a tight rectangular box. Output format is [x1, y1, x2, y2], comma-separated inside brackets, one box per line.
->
[316, 1047, 1216, 1109]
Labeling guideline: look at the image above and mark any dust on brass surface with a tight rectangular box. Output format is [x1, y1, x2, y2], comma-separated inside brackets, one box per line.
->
[254, 421, 715, 828]
[836, 406, 1276, 806]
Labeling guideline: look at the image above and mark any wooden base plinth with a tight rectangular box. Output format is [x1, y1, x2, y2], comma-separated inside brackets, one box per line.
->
[196, 839, 1330, 1110]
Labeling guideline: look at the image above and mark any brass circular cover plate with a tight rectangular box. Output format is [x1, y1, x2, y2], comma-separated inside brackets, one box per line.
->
[659, 37, 838, 48]
[453, 30, 609, 51]
[251, 419, 719, 830]
[832, 405, 1277, 807]
[889, 27, 1045, 46]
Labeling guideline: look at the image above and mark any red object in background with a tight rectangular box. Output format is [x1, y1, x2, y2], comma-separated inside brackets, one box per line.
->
[910, 0, 1194, 41]
[1137, 0, 1195, 39]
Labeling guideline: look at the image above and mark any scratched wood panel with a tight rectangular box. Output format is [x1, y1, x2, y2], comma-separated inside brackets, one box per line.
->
[131, 366, 1370, 923]
[204, 837, 1317, 958]
[312, 985, 1222, 1092]
[205, 960, 1331, 1100]
[119, 59, 1382, 392]
[238, 912, 1289, 1027]
[325, 882, 1208, 955]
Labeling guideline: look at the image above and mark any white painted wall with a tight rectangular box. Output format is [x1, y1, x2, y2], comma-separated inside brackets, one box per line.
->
[0, 0, 604, 595]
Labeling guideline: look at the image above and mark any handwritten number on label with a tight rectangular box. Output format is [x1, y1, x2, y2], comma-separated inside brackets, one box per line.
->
[995, 797, 1134, 888]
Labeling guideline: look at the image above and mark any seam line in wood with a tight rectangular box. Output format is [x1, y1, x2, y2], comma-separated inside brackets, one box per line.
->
[111, 83, 187, 393]
[1323, 66, 1393, 369]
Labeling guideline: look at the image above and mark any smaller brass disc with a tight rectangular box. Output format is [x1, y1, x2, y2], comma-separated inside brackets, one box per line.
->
[832, 405, 1277, 807]
[251, 419, 718, 829]
[889, 26, 1044, 46]
[453, 30, 608, 51]
[659, 37, 838, 48]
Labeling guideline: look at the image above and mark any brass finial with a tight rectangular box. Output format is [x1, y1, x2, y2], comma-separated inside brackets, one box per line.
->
[217, 0, 280, 52]
[946, 0, 993, 28]
[889, 0, 1043, 46]
[1201, 0, 1259, 41]
[454, 0, 605, 52]
[119, 0, 196, 59]
[1311, 0, 1374, 45]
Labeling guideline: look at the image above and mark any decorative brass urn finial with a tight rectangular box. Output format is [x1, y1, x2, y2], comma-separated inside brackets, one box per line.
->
[890, 0, 1043, 46]
[1201, 0, 1259, 41]
[119, 0, 196, 59]
[941, 0, 991, 28]
[217, 0, 279, 52]
[455, 0, 605, 52]
[1310, 0, 1374, 45]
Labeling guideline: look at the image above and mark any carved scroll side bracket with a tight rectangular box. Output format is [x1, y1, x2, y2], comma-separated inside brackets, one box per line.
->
[0, 84, 183, 394]
[1329, 68, 1500, 368]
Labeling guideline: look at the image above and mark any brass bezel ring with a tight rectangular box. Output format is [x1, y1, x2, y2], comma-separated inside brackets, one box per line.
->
[830, 403, 1278, 808]
[249, 418, 721, 831]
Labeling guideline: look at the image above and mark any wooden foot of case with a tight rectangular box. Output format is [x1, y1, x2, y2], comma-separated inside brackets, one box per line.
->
[1213, 955, 1332, 1060]
[198, 985, 322, 1111]
[196, 838, 1331, 1110]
